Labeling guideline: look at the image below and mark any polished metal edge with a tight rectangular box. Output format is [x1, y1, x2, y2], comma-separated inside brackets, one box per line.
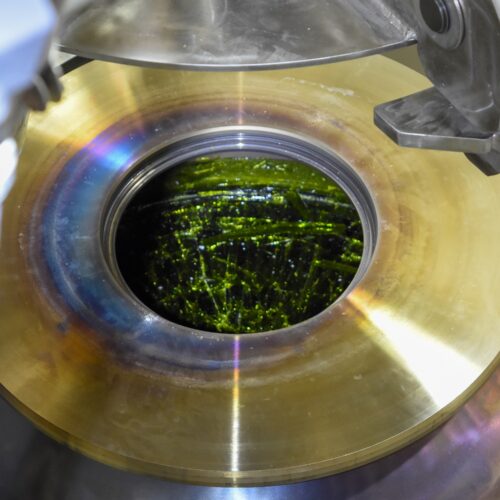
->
[101, 127, 378, 326]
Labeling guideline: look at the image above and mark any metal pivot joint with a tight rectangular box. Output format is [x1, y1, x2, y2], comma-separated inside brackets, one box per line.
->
[375, 0, 500, 174]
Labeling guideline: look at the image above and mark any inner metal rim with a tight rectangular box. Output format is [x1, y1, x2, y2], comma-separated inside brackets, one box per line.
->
[102, 127, 378, 335]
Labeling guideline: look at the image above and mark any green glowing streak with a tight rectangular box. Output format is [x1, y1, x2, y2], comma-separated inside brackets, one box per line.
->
[116, 157, 363, 334]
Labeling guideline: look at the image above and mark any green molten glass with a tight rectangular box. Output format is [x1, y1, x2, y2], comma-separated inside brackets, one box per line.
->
[115, 157, 363, 333]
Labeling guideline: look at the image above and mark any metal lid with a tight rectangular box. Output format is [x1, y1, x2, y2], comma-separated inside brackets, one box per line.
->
[58, 0, 416, 70]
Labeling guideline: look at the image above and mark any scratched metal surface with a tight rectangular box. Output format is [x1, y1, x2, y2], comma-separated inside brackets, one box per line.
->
[59, 0, 416, 69]
[0, 57, 499, 489]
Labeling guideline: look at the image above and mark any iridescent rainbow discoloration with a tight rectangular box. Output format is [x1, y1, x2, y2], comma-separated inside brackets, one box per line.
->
[2, 59, 497, 486]
[36, 124, 372, 371]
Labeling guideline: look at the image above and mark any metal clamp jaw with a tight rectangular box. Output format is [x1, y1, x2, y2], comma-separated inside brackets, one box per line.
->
[375, 0, 500, 174]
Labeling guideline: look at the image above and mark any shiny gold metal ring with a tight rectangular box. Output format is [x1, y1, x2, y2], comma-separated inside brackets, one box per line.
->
[0, 57, 498, 486]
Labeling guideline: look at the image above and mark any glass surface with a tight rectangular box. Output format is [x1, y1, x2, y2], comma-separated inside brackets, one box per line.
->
[116, 157, 363, 333]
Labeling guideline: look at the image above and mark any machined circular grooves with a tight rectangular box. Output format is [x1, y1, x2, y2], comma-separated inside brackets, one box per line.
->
[36, 126, 377, 372]
[3, 59, 499, 487]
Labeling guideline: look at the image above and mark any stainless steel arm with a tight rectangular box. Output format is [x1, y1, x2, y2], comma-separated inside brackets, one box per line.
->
[375, 0, 500, 174]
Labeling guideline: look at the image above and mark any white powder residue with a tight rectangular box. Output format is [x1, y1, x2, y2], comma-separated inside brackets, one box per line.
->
[280, 76, 355, 97]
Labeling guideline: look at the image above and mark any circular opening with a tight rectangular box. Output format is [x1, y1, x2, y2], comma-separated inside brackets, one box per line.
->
[420, 0, 450, 34]
[104, 129, 376, 334]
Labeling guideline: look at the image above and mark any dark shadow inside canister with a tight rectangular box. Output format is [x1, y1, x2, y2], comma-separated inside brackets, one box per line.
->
[114, 154, 364, 334]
